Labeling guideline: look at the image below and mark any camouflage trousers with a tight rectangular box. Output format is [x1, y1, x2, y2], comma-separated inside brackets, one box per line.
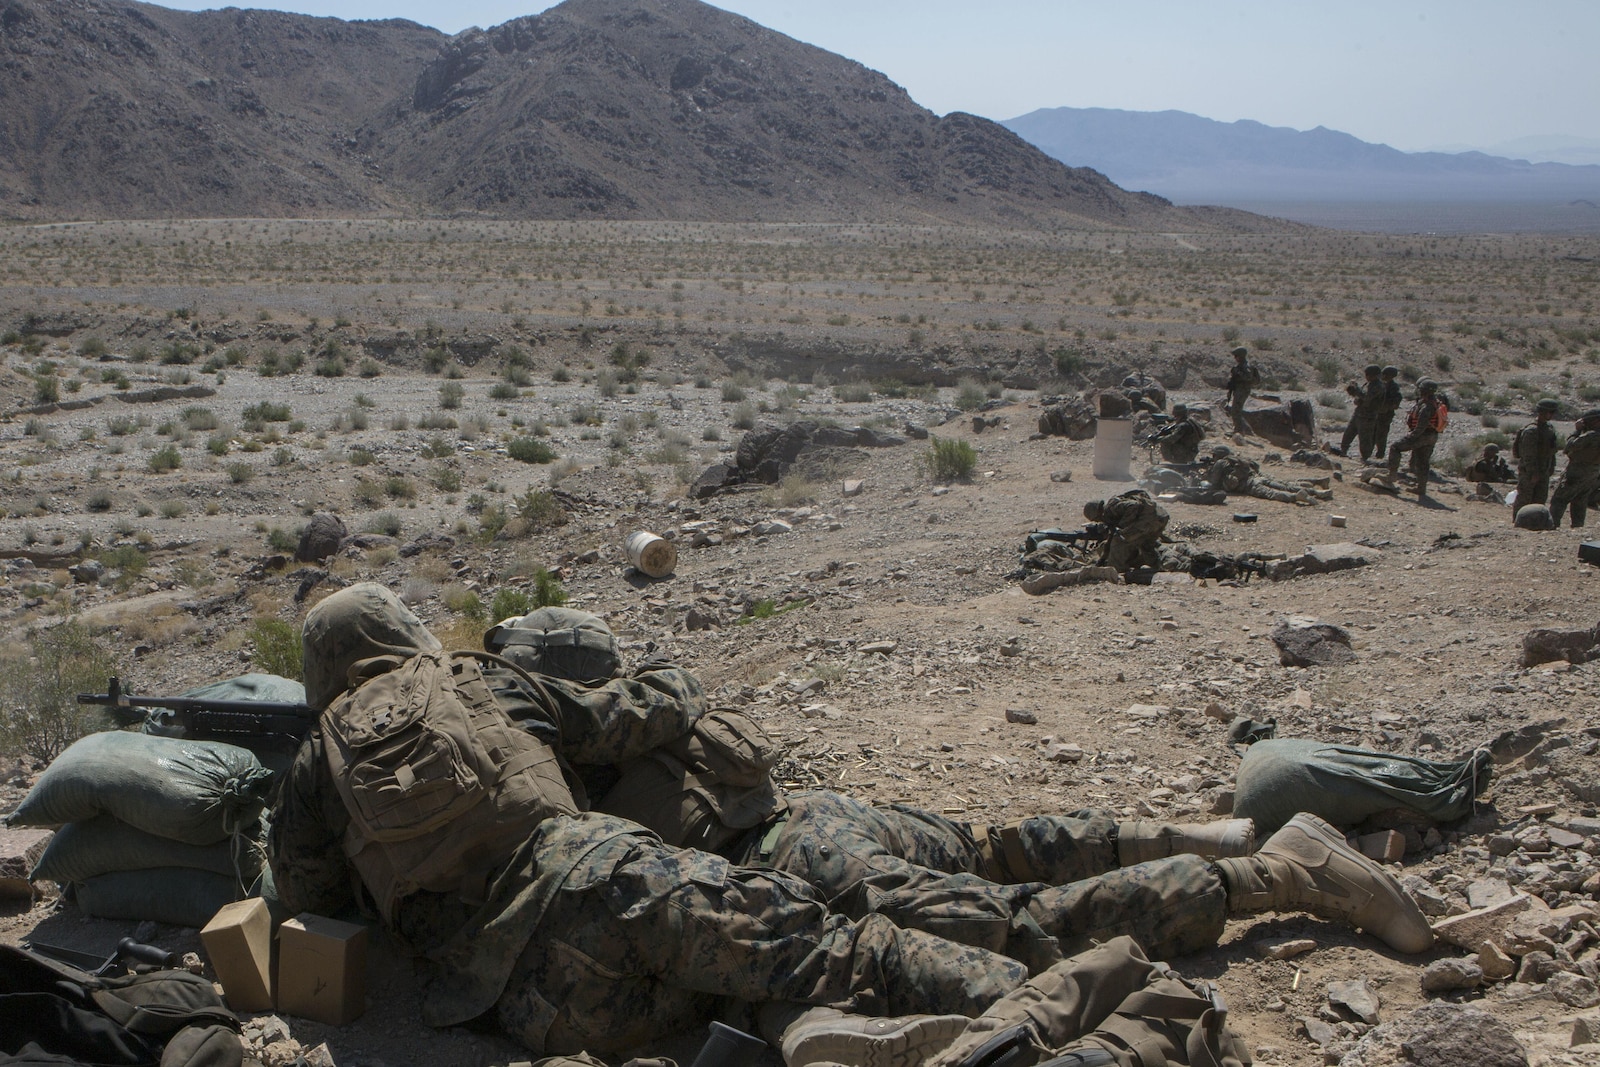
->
[1374, 414, 1397, 458]
[493, 827, 1031, 1057]
[1550, 463, 1600, 527]
[1104, 525, 1165, 571]
[1241, 476, 1301, 504]
[1386, 429, 1437, 491]
[729, 791, 1227, 973]
[1340, 414, 1380, 462]
[1516, 469, 1551, 508]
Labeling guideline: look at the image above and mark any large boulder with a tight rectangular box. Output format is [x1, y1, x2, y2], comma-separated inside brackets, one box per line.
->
[1340, 1003, 1526, 1067]
[1038, 395, 1097, 439]
[1270, 615, 1356, 667]
[1521, 622, 1599, 667]
[294, 512, 347, 563]
[1243, 398, 1317, 449]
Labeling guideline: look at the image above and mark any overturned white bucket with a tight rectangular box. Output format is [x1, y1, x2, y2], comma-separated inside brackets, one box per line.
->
[625, 531, 677, 578]
[1093, 418, 1134, 480]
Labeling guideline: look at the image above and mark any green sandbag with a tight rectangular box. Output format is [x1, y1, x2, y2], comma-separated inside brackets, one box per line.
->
[5, 732, 273, 846]
[178, 674, 305, 703]
[74, 868, 244, 927]
[1233, 738, 1492, 836]
[32, 815, 265, 886]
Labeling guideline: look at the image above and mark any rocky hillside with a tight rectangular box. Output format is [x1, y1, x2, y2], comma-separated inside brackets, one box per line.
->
[0, 0, 1267, 230]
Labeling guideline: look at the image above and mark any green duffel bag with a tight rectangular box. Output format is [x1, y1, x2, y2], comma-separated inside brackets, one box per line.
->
[1234, 738, 1491, 836]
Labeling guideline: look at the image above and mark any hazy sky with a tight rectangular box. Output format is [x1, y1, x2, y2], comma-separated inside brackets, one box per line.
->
[154, 0, 1600, 152]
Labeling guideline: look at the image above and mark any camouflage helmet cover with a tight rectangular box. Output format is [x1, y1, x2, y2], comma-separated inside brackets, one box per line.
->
[302, 582, 442, 711]
[484, 606, 620, 682]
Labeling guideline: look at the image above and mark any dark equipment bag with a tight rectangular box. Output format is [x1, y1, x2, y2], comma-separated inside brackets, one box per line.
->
[0, 944, 240, 1067]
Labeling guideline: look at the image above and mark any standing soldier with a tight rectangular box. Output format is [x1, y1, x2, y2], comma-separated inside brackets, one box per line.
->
[1223, 345, 1261, 434]
[1384, 379, 1447, 499]
[1513, 399, 1560, 518]
[1375, 365, 1404, 459]
[1338, 364, 1385, 462]
[1550, 409, 1600, 528]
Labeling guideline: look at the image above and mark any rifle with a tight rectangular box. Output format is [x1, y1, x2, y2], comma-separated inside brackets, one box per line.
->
[77, 676, 314, 750]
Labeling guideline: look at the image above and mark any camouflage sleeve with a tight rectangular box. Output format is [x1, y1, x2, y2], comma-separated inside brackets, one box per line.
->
[268, 734, 357, 917]
[540, 667, 708, 766]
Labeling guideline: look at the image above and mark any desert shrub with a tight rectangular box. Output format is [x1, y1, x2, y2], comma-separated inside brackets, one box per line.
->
[419, 413, 457, 430]
[1311, 355, 1342, 387]
[439, 381, 464, 409]
[358, 358, 383, 378]
[489, 380, 521, 400]
[721, 381, 747, 402]
[731, 402, 756, 429]
[182, 407, 219, 431]
[247, 618, 302, 679]
[98, 545, 148, 590]
[33, 375, 59, 404]
[242, 401, 291, 424]
[159, 500, 187, 519]
[954, 379, 987, 411]
[148, 444, 182, 472]
[925, 437, 977, 482]
[507, 438, 557, 464]
[442, 586, 486, 622]
[265, 527, 297, 553]
[430, 465, 462, 492]
[531, 566, 568, 608]
[77, 336, 107, 358]
[365, 511, 402, 537]
[0, 620, 118, 761]
[226, 462, 254, 484]
[86, 489, 113, 512]
[834, 381, 872, 403]
[489, 587, 533, 622]
[384, 476, 416, 500]
[515, 488, 566, 532]
[160, 342, 199, 365]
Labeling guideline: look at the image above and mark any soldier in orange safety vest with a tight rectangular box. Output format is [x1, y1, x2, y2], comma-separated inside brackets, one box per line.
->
[1384, 379, 1447, 499]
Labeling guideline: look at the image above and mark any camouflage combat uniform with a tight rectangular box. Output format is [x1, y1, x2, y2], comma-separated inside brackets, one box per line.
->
[726, 790, 1227, 972]
[1375, 376, 1403, 458]
[1513, 419, 1559, 507]
[1097, 490, 1169, 571]
[1224, 356, 1260, 434]
[1156, 417, 1205, 465]
[1550, 424, 1600, 528]
[272, 740, 1033, 1057]
[1208, 456, 1302, 504]
[1385, 391, 1444, 496]
[1339, 377, 1384, 462]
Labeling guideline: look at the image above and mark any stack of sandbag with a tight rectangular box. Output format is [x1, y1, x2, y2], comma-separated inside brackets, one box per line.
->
[4, 731, 275, 926]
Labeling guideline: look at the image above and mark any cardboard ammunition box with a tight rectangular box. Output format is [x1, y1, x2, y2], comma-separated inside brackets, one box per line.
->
[277, 913, 368, 1025]
[200, 898, 274, 1013]
[1580, 540, 1600, 566]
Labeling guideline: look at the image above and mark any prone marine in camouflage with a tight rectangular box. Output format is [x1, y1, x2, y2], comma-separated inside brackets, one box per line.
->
[276, 584, 1434, 1062]
[1206, 448, 1316, 505]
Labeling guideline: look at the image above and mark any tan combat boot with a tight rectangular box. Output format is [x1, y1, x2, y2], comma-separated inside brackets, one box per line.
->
[1215, 812, 1433, 953]
[1117, 818, 1256, 865]
[777, 1007, 970, 1067]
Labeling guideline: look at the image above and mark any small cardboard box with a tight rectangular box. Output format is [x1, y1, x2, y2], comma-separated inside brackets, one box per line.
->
[277, 913, 368, 1025]
[200, 898, 274, 1013]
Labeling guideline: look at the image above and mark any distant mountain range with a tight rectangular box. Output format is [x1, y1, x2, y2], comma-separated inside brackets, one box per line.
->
[0, 0, 1281, 232]
[1002, 107, 1600, 206]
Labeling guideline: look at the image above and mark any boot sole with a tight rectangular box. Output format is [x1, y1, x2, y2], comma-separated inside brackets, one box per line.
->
[785, 1014, 970, 1067]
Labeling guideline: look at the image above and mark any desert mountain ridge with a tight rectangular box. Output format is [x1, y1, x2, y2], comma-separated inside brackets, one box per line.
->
[1003, 106, 1600, 205]
[0, 0, 1279, 231]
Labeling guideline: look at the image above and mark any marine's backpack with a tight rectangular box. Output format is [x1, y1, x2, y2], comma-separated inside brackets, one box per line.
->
[483, 607, 622, 682]
[320, 649, 579, 921]
[596, 709, 787, 852]
[0, 944, 240, 1067]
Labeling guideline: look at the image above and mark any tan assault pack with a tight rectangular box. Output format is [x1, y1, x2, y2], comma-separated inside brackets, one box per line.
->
[320, 649, 577, 921]
[596, 708, 787, 852]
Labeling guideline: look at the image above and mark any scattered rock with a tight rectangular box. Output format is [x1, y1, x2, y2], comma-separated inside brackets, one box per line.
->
[1004, 708, 1038, 725]
[1049, 470, 1072, 483]
[684, 607, 719, 631]
[1357, 830, 1405, 863]
[1046, 743, 1085, 763]
[1520, 622, 1600, 667]
[1270, 615, 1356, 667]
[0, 826, 52, 899]
[294, 511, 346, 563]
[841, 479, 864, 497]
[1573, 1017, 1600, 1047]
[1466, 878, 1515, 909]
[1432, 892, 1543, 952]
[1258, 937, 1317, 961]
[1548, 972, 1600, 1009]
[70, 559, 104, 584]
[1328, 977, 1381, 1024]
[1297, 541, 1377, 575]
[858, 640, 898, 656]
[1478, 942, 1515, 981]
[1420, 959, 1482, 994]
[1340, 1003, 1527, 1067]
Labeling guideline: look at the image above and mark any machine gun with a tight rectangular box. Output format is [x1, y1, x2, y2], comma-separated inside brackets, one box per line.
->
[1188, 552, 1269, 583]
[77, 676, 314, 751]
[1023, 525, 1108, 553]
